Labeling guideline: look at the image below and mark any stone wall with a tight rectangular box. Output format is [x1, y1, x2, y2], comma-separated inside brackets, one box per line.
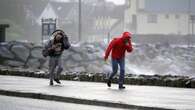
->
[0, 41, 111, 73]
[0, 41, 195, 77]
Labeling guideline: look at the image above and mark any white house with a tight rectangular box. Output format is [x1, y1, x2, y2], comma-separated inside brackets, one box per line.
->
[124, 0, 195, 35]
[36, 3, 58, 25]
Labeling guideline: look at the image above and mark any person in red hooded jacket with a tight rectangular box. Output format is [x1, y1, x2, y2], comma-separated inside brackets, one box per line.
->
[104, 32, 133, 89]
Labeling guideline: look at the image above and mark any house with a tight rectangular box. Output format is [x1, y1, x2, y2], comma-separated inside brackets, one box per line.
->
[36, 0, 126, 42]
[2, 0, 125, 42]
[37, 3, 58, 25]
[124, 0, 195, 35]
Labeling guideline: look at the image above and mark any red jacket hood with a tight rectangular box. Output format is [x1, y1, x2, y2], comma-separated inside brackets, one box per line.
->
[122, 32, 132, 40]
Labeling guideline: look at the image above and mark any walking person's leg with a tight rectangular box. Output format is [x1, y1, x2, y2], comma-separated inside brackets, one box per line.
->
[54, 56, 63, 84]
[49, 57, 57, 85]
[107, 59, 118, 87]
[118, 58, 125, 89]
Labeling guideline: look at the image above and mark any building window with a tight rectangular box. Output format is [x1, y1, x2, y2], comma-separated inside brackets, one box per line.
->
[148, 14, 157, 23]
[165, 14, 169, 19]
[175, 14, 180, 19]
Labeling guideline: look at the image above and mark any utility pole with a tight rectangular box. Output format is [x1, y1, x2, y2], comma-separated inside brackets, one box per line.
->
[192, 16, 194, 36]
[78, 0, 82, 42]
[107, 31, 110, 44]
[188, 0, 191, 47]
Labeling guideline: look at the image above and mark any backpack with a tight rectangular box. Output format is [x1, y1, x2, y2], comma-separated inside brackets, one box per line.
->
[63, 36, 71, 50]
[42, 40, 54, 57]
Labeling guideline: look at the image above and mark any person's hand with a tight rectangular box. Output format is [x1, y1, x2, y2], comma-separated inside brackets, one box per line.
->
[51, 45, 57, 49]
[124, 39, 129, 45]
[104, 60, 109, 64]
[104, 57, 109, 64]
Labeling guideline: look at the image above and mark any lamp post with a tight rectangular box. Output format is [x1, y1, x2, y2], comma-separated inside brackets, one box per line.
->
[188, 0, 191, 46]
[78, 0, 82, 42]
[191, 16, 195, 36]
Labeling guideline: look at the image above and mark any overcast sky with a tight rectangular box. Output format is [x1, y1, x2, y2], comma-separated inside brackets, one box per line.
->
[106, 0, 125, 5]
[54, 0, 125, 5]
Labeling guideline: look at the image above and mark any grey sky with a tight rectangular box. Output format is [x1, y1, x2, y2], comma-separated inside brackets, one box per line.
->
[106, 0, 125, 5]
[55, 0, 125, 5]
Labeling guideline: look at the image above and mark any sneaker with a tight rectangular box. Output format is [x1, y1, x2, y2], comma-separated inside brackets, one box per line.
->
[107, 80, 111, 87]
[119, 86, 125, 89]
[54, 79, 61, 84]
[50, 81, 53, 86]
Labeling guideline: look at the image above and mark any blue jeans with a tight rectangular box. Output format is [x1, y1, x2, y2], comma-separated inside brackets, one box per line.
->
[109, 58, 125, 87]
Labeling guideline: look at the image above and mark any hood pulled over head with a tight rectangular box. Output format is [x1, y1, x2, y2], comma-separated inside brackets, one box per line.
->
[122, 32, 132, 40]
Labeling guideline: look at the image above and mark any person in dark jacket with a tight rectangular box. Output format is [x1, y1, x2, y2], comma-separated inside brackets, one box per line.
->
[44, 30, 71, 85]
[104, 32, 133, 89]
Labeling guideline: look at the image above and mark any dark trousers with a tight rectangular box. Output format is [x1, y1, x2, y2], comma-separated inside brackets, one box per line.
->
[49, 56, 63, 82]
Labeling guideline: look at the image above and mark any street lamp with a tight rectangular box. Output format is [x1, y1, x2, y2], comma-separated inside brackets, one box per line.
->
[188, 0, 191, 46]
[190, 15, 195, 36]
[78, 0, 82, 42]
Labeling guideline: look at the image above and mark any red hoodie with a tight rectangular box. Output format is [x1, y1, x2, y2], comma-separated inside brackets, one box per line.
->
[104, 32, 133, 60]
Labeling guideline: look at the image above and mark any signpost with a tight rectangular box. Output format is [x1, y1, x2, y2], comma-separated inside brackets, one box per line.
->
[41, 18, 56, 44]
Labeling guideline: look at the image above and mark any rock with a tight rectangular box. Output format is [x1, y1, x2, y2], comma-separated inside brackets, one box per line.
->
[70, 46, 84, 53]
[102, 65, 112, 73]
[82, 53, 97, 61]
[1, 41, 195, 78]
[62, 50, 73, 60]
[31, 47, 44, 59]
[27, 59, 41, 69]
[84, 44, 97, 53]
[71, 54, 83, 62]
[11, 44, 30, 62]
[3, 60, 24, 67]
[64, 59, 79, 68]
[71, 66, 86, 72]
[86, 64, 103, 73]
[0, 46, 14, 59]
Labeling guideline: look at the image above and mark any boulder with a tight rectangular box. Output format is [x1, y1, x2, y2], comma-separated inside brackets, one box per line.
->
[11, 44, 30, 62]
[71, 66, 86, 72]
[102, 65, 112, 74]
[86, 64, 103, 73]
[3, 60, 24, 67]
[27, 59, 41, 69]
[64, 59, 79, 68]
[70, 46, 84, 53]
[31, 47, 44, 59]
[82, 53, 97, 61]
[62, 50, 73, 60]
[0, 46, 14, 59]
[71, 54, 83, 62]
[84, 44, 98, 54]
